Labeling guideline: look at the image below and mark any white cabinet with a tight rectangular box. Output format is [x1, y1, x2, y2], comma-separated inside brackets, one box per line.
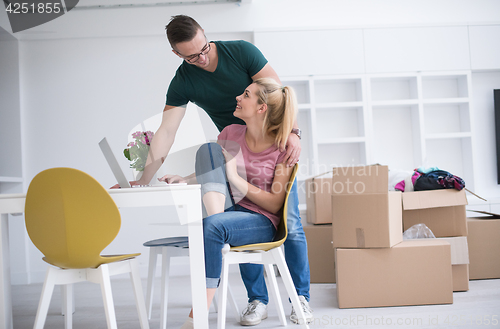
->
[364, 26, 471, 73]
[469, 25, 500, 70]
[285, 71, 475, 192]
[254, 29, 365, 77]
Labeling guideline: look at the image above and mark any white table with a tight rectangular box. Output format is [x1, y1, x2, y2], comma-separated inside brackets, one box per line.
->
[0, 185, 208, 329]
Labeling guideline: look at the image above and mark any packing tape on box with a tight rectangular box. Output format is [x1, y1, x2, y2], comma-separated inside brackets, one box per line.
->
[356, 228, 365, 248]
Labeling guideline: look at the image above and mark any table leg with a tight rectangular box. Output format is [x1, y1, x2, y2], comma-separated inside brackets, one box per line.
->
[0, 213, 13, 329]
[187, 209, 208, 328]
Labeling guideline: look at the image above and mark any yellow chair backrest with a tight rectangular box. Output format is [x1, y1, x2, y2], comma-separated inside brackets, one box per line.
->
[230, 164, 299, 252]
[25, 168, 127, 269]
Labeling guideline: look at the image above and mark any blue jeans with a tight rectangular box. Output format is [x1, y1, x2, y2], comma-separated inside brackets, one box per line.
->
[240, 180, 311, 303]
[195, 143, 276, 288]
[203, 205, 276, 288]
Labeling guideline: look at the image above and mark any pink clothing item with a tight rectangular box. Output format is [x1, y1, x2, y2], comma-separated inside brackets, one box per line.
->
[218, 124, 287, 229]
[395, 170, 422, 192]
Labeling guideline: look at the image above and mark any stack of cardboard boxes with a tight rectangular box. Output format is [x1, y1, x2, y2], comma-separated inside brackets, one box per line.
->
[304, 173, 336, 283]
[401, 189, 470, 291]
[304, 165, 472, 308]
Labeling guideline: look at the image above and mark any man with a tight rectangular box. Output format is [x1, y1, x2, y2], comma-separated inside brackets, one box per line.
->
[136, 15, 312, 326]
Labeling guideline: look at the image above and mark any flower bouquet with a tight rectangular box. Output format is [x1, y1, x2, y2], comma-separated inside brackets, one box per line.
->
[123, 131, 154, 171]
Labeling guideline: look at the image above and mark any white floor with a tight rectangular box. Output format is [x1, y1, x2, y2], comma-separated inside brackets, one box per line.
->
[12, 274, 500, 329]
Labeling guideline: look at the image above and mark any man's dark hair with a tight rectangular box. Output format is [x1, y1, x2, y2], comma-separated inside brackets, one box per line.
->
[166, 15, 203, 49]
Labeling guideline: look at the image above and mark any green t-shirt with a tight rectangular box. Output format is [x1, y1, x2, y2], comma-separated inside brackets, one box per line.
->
[165, 40, 268, 132]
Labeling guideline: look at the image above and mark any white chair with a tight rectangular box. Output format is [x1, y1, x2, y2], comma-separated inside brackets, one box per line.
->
[217, 164, 310, 329]
[143, 237, 240, 329]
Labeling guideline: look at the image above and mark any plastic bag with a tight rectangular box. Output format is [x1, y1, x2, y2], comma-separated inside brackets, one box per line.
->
[402, 223, 436, 240]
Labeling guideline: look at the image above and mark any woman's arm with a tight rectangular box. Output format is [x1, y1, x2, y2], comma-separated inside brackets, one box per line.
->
[223, 150, 293, 214]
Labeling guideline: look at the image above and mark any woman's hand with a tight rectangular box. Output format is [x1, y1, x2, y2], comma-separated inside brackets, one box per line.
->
[222, 148, 238, 181]
[158, 174, 187, 184]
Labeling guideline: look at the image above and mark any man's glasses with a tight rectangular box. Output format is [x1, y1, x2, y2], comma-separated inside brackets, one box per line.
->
[179, 42, 211, 64]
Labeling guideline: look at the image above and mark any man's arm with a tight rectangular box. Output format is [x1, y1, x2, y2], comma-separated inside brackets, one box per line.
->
[251, 63, 281, 84]
[252, 63, 300, 167]
[136, 104, 186, 185]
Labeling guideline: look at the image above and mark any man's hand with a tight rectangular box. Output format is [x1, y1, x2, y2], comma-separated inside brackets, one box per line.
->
[283, 133, 301, 167]
[158, 174, 187, 184]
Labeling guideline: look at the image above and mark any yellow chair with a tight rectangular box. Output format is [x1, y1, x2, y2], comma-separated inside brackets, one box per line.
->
[217, 164, 310, 329]
[25, 167, 149, 329]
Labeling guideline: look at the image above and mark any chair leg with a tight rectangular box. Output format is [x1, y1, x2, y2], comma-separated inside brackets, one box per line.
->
[129, 258, 150, 329]
[33, 267, 57, 329]
[159, 248, 171, 329]
[272, 248, 310, 329]
[61, 284, 75, 317]
[145, 247, 159, 319]
[96, 264, 118, 329]
[217, 256, 230, 329]
[227, 283, 240, 322]
[62, 284, 73, 329]
[264, 263, 286, 326]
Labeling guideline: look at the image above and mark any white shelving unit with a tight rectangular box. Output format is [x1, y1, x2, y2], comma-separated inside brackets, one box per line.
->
[284, 71, 475, 204]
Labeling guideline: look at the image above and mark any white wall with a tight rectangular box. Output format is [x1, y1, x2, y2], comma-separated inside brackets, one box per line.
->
[4, 0, 500, 283]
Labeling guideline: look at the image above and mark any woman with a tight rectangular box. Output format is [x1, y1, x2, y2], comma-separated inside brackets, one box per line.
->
[160, 78, 297, 329]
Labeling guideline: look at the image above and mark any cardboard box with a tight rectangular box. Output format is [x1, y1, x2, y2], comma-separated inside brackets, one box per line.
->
[467, 213, 500, 280]
[452, 264, 469, 292]
[402, 189, 468, 237]
[332, 192, 402, 248]
[406, 236, 469, 291]
[335, 239, 453, 308]
[331, 165, 388, 194]
[437, 237, 469, 291]
[305, 175, 334, 224]
[331, 165, 403, 248]
[303, 224, 335, 283]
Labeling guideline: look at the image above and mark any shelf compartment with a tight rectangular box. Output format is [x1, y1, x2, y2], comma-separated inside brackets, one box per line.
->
[317, 142, 366, 172]
[422, 74, 469, 99]
[283, 79, 310, 104]
[313, 78, 363, 103]
[372, 104, 421, 170]
[425, 137, 474, 190]
[316, 107, 365, 140]
[423, 103, 471, 135]
[370, 76, 418, 101]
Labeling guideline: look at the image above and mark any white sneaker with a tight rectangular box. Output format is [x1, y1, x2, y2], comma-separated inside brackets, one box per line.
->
[240, 300, 268, 326]
[179, 317, 194, 329]
[290, 296, 313, 324]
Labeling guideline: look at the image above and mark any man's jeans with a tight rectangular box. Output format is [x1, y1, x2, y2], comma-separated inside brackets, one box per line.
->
[240, 180, 311, 303]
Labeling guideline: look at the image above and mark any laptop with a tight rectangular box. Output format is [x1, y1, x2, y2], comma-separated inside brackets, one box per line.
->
[99, 137, 185, 188]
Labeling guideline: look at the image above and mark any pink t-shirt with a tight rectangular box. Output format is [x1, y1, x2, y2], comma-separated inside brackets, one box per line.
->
[217, 124, 287, 228]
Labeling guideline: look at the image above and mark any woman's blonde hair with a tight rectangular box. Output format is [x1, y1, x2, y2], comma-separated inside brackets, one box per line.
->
[253, 78, 298, 149]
